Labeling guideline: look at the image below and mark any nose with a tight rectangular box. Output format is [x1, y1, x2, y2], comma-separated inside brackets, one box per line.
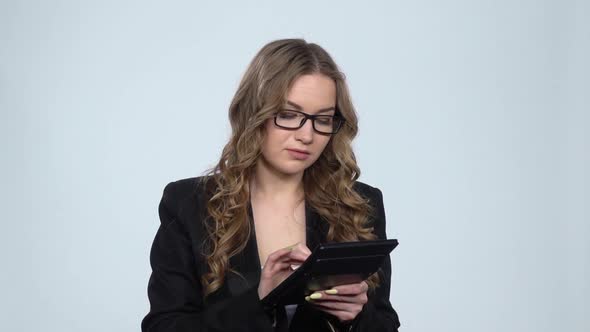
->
[294, 118, 314, 144]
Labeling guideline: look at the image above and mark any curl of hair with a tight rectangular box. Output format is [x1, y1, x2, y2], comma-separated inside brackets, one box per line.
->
[200, 39, 380, 299]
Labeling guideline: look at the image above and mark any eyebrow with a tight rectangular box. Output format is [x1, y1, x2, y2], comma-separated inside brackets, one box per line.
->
[286, 100, 336, 114]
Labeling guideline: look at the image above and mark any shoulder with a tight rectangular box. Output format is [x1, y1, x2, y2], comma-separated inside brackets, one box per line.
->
[353, 180, 384, 204]
[158, 176, 212, 227]
[353, 181, 388, 237]
[161, 176, 209, 200]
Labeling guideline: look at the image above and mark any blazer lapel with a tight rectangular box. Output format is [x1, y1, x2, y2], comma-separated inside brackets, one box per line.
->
[226, 202, 262, 297]
[293, 203, 330, 329]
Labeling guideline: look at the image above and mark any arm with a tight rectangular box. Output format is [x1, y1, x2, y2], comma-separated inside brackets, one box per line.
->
[304, 186, 401, 331]
[350, 187, 400, 331]
[141, 182, 275, 332]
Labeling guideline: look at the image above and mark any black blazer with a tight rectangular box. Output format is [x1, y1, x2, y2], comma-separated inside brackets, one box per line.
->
[141, 177, 400, 332]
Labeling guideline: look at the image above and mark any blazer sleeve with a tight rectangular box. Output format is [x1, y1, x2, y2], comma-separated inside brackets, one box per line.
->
[350, 187, 401, 332]
[141, 182, 275, 332]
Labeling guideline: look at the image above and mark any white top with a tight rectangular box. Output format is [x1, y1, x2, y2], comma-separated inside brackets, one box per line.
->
[261, 265, 298, 326]
[285, 304, 298, 326]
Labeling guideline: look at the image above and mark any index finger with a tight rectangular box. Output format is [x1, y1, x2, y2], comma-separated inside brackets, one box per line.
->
[264, 247, 296, 266]
[286, 242, 311, 255]
[289, 243, 311, 262]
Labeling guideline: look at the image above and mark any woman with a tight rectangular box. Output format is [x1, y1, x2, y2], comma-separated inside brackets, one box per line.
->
[141, 38, 400, 332]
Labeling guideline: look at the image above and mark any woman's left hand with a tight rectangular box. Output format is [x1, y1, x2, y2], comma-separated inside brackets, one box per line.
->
[305, 281, 369, 323]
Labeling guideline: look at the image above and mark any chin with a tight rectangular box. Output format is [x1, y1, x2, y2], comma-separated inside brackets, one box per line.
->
[273, 162, 311, 176]
[277, 166, 307, 176]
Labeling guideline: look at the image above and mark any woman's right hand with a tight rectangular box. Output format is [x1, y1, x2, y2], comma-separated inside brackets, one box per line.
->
[258, 243, 311, 299]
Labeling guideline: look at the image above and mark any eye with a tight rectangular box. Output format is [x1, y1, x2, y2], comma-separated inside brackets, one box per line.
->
[315, 116, 334, 125]
[277, 110, 299, 119]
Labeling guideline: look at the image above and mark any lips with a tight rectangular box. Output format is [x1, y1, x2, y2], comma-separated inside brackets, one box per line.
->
[287, 149, 310, 155]
[286, 149, 311, 160]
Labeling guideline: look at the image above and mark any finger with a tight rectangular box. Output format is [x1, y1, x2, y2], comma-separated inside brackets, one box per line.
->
[307, 292, 367, 304]
[293, 242, 312, 255]
[325, 282, 369, 296]
[264, 255, 311, 275]
[262, 249, 296, 273]
[310, 306, 358, 323]
[309, 300, 359, 311]
[289, 244, 311, 262]
[261, 262, 291, 276]
[264, 257, 305, 275]
[269, 261, 293, 273]
[288, 250, 309, 263]
[265, 247, 294, 265]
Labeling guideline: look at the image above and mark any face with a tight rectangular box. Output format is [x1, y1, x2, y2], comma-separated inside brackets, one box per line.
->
[259, 73, 337, 178]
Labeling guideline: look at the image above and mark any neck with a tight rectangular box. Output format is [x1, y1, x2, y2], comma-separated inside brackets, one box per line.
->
[250, 159, 304, 201]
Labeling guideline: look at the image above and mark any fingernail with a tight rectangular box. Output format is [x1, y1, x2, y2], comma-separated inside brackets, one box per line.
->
[325, 289, 338, 295]
[305, 296, 311, 302]
[310, 292, 322, 299]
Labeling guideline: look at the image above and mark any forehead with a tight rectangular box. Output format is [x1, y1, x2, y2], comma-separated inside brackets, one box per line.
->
[285, 74, 336, 113]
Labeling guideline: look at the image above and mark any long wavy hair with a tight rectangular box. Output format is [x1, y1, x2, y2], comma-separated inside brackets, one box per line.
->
[200, 38, 379, 298]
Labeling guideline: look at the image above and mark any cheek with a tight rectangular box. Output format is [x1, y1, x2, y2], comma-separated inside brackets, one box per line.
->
[261, 122, 287, 154]
[308, 137, 332, 164]
[316, 136, 332, 153]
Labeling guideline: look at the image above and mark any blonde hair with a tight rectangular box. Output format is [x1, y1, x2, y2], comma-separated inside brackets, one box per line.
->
[201, 38, 378, 298]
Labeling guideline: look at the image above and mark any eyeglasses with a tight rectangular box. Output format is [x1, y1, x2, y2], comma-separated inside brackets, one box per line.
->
[273, 110, 345, 135]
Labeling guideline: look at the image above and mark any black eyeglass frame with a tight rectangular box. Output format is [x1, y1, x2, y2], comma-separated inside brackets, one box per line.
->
[273, 109, 345, 135]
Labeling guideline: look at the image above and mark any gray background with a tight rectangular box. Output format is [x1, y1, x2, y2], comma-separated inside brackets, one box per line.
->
[1, 0, 588, 331]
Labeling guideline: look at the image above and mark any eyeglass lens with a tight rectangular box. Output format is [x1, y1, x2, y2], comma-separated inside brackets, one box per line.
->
[275, 110, 341, 134]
